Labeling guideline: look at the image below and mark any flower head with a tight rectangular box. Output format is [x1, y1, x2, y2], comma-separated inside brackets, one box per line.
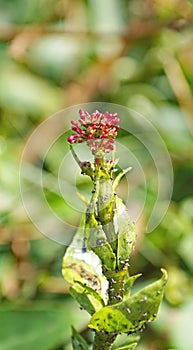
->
[68, 109, 120, 155]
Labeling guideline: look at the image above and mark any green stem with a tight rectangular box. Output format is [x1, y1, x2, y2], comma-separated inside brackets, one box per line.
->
[92, 156, 126, 348]
[93, 269, 127, 349]
[70, 144, 82, 167]
[105, 269, 127, 304]
[93, 331, 117, 350]
[94, 158, 117, 252]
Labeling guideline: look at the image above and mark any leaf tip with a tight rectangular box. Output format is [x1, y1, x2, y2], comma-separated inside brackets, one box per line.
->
[160, 268, 168, 284]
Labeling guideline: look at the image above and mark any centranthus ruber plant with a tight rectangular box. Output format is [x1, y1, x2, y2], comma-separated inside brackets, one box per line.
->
[62, 109, 168, 350]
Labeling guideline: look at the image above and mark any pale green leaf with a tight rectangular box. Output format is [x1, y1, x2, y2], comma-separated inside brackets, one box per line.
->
[113, 167, 132, 192]
[89, 269, 168, 333]
[116, 196, 136, 268]
[114, 344, 137, 350]
[124, 274, 142, 300]
[87, 215, 116, 271]
[112, 334, 140, 350]
[97, 178, 114, 221]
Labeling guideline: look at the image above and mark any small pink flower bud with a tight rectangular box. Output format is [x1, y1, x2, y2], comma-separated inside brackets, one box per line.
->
[68, 135, 77, 144]
[71, 120, 78, 125]
[67, 109, 120, 154]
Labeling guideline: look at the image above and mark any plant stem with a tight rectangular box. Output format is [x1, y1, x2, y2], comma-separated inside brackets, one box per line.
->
[93, 331, 117, 350]
[105, 269, 127, 304]
[93, 267, 127, 348]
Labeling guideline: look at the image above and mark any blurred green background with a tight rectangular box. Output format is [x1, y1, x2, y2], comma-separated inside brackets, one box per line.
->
[1, 0, 193, 349]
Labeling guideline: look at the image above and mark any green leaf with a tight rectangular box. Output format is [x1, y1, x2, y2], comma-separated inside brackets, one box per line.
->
[87, 214, 116, 271]
[97, 179, 114, 224]
[112, 334, 140, 350]
[114, 344, 137, 350]
[70, 287, 96, 315]
[97, 178, 117, 249]
[75, 281, 105, 307]
[93, 241, 117, 271]
[116, 196, 136, 268]
[89, 269, 168, 333]
[70, 281, 105, 315]
[124, 274, 142, 300]
[72, 327, 89, 350]
[113, 167, 132, 192]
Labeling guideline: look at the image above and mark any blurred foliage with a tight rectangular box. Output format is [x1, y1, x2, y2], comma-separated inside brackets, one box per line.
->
[0, 0, 193, 349]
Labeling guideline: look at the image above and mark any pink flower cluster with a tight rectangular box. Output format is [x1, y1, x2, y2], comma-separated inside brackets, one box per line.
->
[68, 109, 120, 155]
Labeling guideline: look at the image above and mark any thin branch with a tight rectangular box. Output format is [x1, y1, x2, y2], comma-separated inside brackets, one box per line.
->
[69, 145, 82, 168]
